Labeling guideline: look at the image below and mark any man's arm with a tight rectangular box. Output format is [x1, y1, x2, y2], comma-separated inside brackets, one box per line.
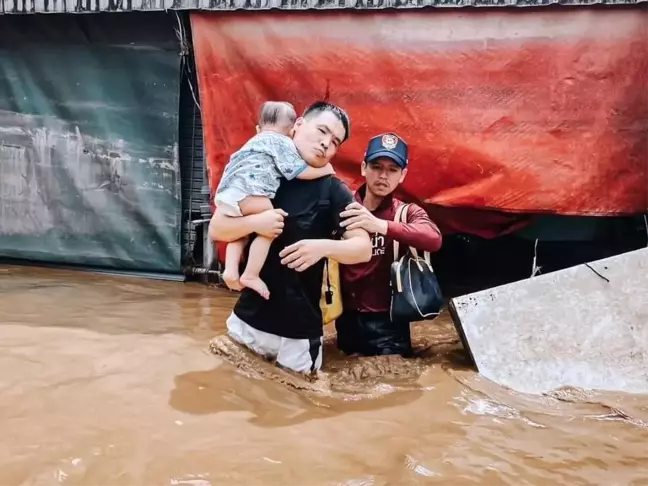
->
[208, 206, 287, 243]
[278, 179, 371, 272]
[271, 135, 310, 181]
[326, 178, 371, 264]
[278, 227, 371, 272]
[386, 204, 442, 253]
[323, 227, 372, 264]
[339, 200, 442, 253]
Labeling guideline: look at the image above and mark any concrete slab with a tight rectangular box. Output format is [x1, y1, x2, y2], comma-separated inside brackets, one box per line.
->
[449, 248, 648, 395]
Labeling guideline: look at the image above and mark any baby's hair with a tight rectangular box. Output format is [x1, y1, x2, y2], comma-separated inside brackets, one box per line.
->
[258, 101, 297, 127]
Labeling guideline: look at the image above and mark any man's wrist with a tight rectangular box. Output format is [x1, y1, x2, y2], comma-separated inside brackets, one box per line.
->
[321, 239, 334, 258]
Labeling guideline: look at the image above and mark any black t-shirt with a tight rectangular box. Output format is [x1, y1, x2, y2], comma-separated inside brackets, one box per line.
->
[233, 175, 354, 339]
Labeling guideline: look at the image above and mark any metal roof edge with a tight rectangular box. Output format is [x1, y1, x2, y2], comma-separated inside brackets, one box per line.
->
[1, 0, 646, 15]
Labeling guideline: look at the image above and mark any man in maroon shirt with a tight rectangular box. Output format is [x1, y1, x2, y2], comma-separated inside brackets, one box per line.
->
[337, 133, 442, 357]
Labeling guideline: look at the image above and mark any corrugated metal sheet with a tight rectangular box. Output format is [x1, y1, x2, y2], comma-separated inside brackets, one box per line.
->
[1, 0, 645, 14]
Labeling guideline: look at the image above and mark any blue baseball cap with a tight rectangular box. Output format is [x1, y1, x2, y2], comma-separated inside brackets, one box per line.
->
[364, 133, 408, 169]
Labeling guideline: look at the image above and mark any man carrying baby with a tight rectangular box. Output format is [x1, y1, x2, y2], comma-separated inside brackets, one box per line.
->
[215, 101, 335, 300]
[209, 101, 372, 375]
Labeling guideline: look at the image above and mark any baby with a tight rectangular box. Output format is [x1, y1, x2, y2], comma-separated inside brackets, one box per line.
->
[214, 101, 335, 299]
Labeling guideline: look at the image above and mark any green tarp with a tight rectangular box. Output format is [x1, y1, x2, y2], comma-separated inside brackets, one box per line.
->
[0, 13, 182, 274]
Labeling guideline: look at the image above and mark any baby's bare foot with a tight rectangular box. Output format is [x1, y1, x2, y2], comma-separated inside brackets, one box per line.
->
[240, 274, 270, 300]
[222, 268, 243, 291]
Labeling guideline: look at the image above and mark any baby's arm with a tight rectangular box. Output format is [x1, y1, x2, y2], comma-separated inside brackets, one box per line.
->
[296, 163, 335, 180]
[271, 135, 332, 181]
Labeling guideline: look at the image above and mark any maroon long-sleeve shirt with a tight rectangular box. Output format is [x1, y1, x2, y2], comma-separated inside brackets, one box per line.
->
[340, 185, 443, 313]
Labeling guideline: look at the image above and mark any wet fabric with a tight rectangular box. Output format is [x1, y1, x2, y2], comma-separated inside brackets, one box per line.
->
[227, 311, 323, 374]
[336, 310, 413, 357]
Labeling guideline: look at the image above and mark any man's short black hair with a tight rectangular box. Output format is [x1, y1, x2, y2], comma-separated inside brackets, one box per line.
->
[302, 101, 351, 143]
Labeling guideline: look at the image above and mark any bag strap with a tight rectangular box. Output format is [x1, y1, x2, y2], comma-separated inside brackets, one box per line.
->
[319, 176, 334, 297]
[392, 203, 408, 262]
[392, 203, 431, 265]
[317, 175, 332, 212]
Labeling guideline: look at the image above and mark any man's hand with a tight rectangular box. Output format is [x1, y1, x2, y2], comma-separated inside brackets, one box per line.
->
[253, 209, 288, 238]
[339, 202, 388, 235]
[279, 239, 329, 272]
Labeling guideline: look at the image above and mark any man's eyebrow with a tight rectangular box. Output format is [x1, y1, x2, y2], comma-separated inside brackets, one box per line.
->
[371, 160, 399, 168]
[317, 123, 342, 145]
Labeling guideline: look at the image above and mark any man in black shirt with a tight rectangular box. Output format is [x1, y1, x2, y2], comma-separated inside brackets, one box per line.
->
[209, 101, 371, 375]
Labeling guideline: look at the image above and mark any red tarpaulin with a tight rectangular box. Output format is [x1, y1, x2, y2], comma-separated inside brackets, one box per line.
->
[191, 8, 647, 239]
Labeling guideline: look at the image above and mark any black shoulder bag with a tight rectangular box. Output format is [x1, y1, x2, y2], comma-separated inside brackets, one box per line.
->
[389, 203, 443, 323]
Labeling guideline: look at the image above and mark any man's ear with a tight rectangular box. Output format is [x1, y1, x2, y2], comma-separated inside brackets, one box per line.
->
[255, 124, 261, 134]
[290, 117, 304, 138]
[399, 167, 408, 184]
[361, 160, 368, 177]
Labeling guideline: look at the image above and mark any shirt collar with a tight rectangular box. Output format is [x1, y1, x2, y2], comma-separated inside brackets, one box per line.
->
[355, 183, 394, 212]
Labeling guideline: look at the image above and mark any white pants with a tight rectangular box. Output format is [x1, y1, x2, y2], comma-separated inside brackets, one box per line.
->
[226, 312, 323, 374]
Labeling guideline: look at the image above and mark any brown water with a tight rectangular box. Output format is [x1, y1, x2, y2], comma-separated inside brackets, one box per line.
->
[1, 264, 647, 486]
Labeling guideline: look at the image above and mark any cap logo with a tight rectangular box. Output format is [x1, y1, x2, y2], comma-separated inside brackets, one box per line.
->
[381, 134, 398, 150]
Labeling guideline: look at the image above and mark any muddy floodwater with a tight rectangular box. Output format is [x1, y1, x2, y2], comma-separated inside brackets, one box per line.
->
[1, 264, 647, 486]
